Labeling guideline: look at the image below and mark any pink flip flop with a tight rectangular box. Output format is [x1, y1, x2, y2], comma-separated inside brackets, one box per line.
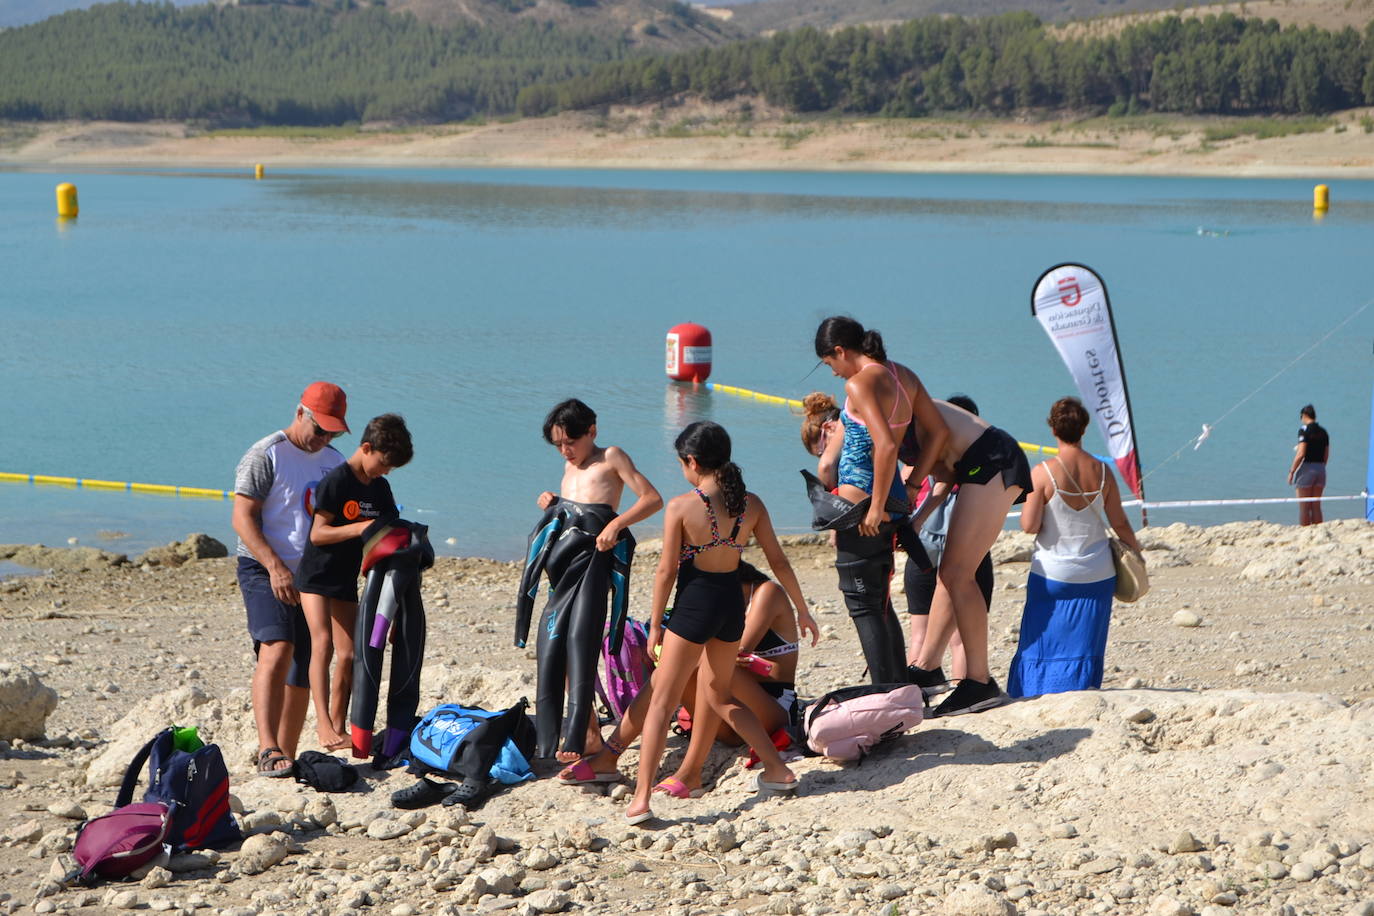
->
[556, 757, 620, 786]
[652, 777, 705, 799]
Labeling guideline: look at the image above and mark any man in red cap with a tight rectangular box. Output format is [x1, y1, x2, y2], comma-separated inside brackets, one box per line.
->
[232, 382, 349, 776]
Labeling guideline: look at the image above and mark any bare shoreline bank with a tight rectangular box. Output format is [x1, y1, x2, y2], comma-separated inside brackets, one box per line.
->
[5, 108, 1374, 178]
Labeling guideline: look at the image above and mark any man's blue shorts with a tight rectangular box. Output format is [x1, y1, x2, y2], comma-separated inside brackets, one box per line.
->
[237, 556, 311, 689]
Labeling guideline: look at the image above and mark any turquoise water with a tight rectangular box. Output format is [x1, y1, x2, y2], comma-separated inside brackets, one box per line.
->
[2, 166, 1372, 561]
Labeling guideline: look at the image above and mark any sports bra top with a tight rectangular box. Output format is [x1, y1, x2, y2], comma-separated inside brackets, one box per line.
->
[842, 362, 913, 430]
[679, 488, 747, 564]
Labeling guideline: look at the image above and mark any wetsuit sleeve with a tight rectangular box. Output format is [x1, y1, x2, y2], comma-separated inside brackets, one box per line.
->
[515, 504, 563, 649]
[605, 529, 636, 655]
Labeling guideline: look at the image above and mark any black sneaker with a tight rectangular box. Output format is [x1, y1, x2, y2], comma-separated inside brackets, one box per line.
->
[906, 664, 952, 698]
[929, 677, 1007, 718]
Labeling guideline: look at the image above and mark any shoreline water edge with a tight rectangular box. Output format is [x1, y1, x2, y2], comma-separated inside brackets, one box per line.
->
[4, 110, 1374, 177]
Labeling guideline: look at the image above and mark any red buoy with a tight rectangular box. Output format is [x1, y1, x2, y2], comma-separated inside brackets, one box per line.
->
[666, 323, 712, 382]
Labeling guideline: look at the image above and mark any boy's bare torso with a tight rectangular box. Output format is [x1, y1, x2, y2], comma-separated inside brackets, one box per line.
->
[560, 446, 625, 509]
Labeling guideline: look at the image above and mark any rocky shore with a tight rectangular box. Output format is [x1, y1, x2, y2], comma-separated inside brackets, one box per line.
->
[1, 520, 1371, 915]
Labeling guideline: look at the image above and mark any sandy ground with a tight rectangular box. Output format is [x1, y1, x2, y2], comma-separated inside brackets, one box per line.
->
[3, 106, 1374, 177]
[0, 519, 1372, 914]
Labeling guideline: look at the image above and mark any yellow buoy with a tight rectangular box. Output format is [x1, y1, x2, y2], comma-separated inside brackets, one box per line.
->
[254, 163, 264, 179]
[55, 182, 78, 219]
[1314, 184, 1329, 211]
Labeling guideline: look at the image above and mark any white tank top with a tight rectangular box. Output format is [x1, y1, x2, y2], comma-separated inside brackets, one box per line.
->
[1030, 459, 1114, 584]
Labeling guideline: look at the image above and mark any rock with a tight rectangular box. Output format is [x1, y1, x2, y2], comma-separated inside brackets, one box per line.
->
[710, 821, 739, 853]
[522, 847, 559, 871]
[299, 796, 337, 829]
[47, 801, 85, 820]
[136, 534, 228, 568]
[167, 851, 218, 873]
[367, 818, 414, 840]
[1172, 610, 1203, 628]
[1125, 707, 1156, 724]
[0, 664, 59, 740]
[106, 890, 140, 909]
[85, 686, 247, 787]
[1291, 862, 1316, 882]
[235, 834, 288, 875]
[1049, 823, 1078, 839]
[140, 866, 172, 889]
[525, 888, 571, 913]
[1149, 894, 1193, 916]
[943, 882, 1014, 916]
[1170, 831, 1205, 854]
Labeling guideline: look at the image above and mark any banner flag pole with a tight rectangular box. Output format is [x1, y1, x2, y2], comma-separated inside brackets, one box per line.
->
[1031, 263, 1148, 526]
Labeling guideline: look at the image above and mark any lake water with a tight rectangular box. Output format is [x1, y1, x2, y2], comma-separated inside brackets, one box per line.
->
[2, 165, 1371, 563]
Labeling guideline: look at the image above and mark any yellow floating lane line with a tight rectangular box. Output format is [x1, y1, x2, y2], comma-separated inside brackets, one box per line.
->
[32, 475, 79, 487]
[1, 472, 230, 500]
[81, 478, 130, 491]
[129, 483, 178, 495]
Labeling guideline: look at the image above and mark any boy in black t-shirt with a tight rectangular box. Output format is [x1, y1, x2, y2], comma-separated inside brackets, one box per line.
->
[296, 414, 413, 750]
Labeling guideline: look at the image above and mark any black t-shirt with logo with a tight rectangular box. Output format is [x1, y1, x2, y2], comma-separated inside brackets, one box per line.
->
[295, 462, 398, 601]
[1298, 422, 1329, 464]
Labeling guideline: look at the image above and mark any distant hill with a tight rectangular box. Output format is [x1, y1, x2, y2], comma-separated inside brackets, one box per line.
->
[382, 0, 743, 49]
[0, 0, 197, 27]
[724, 0, 1225, 34]
[0, 0, 743, 47]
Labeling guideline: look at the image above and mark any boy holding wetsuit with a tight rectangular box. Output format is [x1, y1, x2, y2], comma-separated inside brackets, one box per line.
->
[518, 398, 663, 761]
[295, 413, 414, 751]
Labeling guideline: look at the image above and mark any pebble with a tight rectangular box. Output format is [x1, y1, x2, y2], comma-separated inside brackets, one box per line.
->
[943, 883, 1013, 916]
[1172, 610, 1203, 628]
[1048, 823, 1079, 839]
[367, 818, 414, 841]
[1169, 831, 1205, 854]
[1125, 706, 1156, 724]
[46, 801, 85, 820]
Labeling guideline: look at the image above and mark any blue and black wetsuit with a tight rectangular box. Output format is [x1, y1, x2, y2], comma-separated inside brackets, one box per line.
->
[515, 499, 634, 759]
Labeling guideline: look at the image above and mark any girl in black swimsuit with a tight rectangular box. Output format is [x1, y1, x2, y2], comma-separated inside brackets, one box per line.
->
[625, 422, 816, 825]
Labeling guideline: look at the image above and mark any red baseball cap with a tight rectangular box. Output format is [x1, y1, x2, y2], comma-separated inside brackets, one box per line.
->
[301, 381, 349, 433]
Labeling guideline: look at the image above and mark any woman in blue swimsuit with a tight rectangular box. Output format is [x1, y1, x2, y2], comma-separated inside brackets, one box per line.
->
[811, 317, 949, 684]
[626, 421, 815, 825]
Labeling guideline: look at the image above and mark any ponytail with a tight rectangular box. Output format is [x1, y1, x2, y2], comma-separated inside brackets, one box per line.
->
[674, 421, 748, 516]
[859, 329, 887, 363]
[815, 316, 886, 362]
[800, 391, 839, 453]
[718, 461, 748, 518]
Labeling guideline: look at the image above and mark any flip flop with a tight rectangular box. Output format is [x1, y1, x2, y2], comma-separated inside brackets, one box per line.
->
[556, 757, 621, 786]
[653, 777, 704, 799]
[755, 772, 798, 794]
[257, 747, 294, 778]
[624, 808, 654, 826]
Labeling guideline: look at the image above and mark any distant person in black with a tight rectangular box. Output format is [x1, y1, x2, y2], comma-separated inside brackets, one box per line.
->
[296, 413, 413, 750]
[1288, 404, 1329, 526]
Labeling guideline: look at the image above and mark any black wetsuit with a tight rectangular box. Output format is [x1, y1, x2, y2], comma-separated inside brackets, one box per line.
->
[515, 499, 634, 759]
[802, 470, 910, 685]
[350, 519, 433, 762]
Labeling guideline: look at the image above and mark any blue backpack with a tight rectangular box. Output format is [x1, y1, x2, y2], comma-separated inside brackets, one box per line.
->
[116, 727, 240, 853]
[408, 699, 536, 787]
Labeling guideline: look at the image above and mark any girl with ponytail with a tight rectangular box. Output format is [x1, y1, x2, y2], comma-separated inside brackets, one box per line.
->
[624, 421, 816, 825]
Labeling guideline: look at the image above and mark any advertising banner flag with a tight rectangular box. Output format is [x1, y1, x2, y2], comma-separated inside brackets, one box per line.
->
[1031, 264, 1145, 500]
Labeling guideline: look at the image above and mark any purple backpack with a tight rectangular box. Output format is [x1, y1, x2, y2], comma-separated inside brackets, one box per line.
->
[71, 802, 171, 884]
[596, 618, 652, 720]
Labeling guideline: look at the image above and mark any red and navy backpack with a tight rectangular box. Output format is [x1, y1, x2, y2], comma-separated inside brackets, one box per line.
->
[116, 727, 241, 852]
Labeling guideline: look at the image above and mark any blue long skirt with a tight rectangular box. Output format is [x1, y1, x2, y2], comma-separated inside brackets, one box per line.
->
[1006, 572, 1115, 699]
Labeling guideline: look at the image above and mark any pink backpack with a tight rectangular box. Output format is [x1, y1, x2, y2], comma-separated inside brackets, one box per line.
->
[803, 684, 925, 760]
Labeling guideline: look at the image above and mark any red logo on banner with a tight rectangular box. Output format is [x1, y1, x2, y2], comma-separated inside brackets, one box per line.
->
[1057, 277, 1082, 307]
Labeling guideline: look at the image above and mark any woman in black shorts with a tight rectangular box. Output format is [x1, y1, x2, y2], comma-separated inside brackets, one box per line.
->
[626, 422, 815, 825]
